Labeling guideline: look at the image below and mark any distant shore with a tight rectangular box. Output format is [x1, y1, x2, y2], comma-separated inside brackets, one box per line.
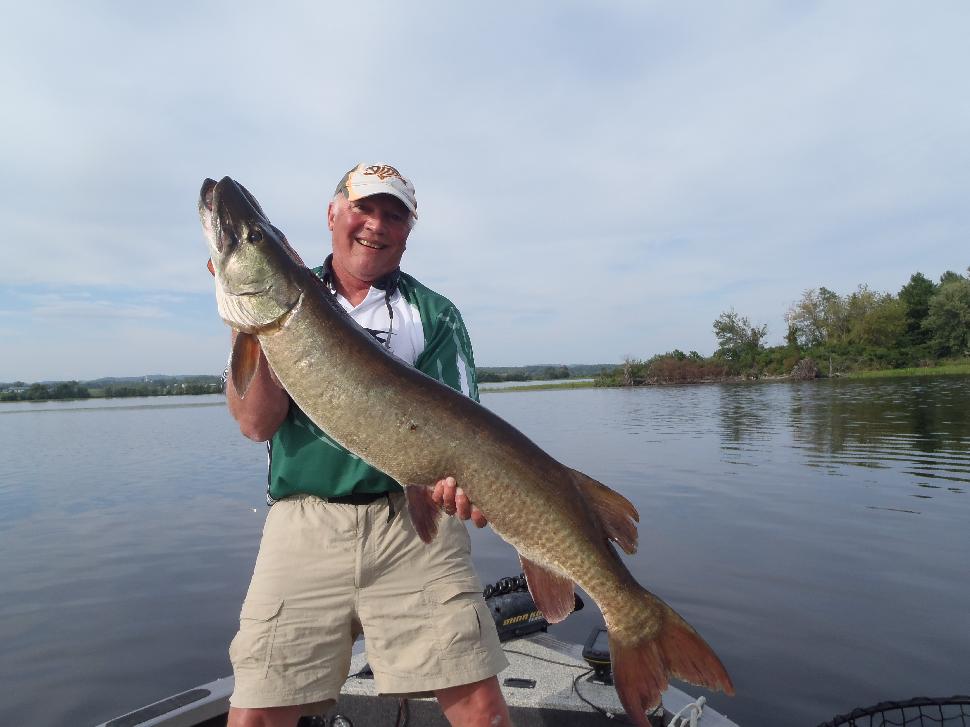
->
[481, 360, 970, 392]
[5, 360, 970, 403]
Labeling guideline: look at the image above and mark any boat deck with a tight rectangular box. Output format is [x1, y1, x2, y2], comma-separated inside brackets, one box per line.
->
[98, 633, 739, 727]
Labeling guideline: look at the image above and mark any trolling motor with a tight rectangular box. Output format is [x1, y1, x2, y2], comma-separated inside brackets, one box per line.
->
[487, 577, 616, 688]
[483, 573, 584, 642]
[582, 626, 613, 685]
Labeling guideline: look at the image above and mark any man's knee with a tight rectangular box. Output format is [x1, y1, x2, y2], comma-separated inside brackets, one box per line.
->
[435, 677, 511, 727]
[227, 704, 305, 727]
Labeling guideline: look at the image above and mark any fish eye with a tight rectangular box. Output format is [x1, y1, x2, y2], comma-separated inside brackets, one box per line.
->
[249, 227, 264, 243]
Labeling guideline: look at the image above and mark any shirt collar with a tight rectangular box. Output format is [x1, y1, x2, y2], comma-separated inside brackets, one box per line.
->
[317, 254, 401, 294]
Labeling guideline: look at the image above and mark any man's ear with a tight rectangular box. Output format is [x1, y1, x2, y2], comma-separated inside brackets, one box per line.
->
[327, 200, 336, 231]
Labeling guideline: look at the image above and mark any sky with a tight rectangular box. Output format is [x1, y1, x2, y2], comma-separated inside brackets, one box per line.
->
[2, 1, 968, 382]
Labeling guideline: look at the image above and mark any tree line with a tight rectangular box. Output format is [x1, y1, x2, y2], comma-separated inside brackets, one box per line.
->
[0, 378, 223, 401]
[0, 381, 91, 401]
[597, 267, 970, 386]
[478, 365, 572, 383]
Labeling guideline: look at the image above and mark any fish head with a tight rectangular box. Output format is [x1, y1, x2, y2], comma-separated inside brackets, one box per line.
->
[200, 177, 303, 333]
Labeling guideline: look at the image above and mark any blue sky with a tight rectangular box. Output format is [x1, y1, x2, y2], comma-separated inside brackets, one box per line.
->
[2, 2, 968, 381]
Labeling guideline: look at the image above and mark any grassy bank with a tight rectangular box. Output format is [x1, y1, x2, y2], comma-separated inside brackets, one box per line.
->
[841, 361, 970, 379]
[481, 359, 970, 392]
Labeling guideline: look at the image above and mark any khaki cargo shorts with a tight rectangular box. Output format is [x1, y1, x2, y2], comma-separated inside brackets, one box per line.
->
[228, 492, 507, 709]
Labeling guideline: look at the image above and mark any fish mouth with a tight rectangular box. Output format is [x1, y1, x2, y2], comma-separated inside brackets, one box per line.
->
[231, 286, 272, 297]
[200, 178, 217, 212]
[199, 178, 219, 253]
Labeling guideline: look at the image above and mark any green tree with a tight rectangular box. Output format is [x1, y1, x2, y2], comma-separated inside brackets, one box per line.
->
[924, 278, 970, 356]
[818, 287, 849, 343]
[853, 294, 906, 347]
[540, 366, 570, 380]
[786, 287, 845, 346]
[844, 285, 906, 347]
[786, 289, 825, 347]
[713, 309, 768, 371]
[898, 272, 937, 346]
[25, 383, 50, 400]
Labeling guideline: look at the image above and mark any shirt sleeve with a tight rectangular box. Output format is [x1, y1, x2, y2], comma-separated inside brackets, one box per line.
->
[414, 304, 480, 402]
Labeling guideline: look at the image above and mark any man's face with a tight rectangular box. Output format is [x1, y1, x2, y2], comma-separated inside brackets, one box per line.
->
[328, 193, 412, 284]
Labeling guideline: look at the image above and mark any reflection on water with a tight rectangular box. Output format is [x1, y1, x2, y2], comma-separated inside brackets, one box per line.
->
[717, 378, 970, 493]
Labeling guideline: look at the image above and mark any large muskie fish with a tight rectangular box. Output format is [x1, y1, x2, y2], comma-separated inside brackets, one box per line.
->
[200, 176, 733, 724]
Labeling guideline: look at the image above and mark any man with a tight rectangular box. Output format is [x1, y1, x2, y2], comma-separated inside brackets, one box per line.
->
[224, 163, 511, 727]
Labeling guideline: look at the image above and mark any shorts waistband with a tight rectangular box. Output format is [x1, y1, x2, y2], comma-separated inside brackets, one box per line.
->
[324, 491, 394, 506]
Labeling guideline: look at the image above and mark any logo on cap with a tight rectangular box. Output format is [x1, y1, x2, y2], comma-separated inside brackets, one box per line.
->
[362, 165, 404, 181]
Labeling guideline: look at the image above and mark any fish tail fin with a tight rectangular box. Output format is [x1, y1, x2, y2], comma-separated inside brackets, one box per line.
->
[609, 593, 734, 726]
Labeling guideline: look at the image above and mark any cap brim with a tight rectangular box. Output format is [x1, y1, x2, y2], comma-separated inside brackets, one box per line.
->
[346, 183, 417, 217]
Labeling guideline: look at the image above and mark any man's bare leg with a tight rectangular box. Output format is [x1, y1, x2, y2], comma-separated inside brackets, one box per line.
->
[436, 676, 512, 727]
[227, 705, 304, 727]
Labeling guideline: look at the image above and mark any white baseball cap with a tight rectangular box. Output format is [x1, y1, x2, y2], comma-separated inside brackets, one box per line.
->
[335, 163, 418, 218]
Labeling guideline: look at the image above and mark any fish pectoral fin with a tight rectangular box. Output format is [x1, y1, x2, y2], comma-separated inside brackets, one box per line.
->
[405, 485, 442, 544]
[519, 555, 576, 624]
[230, 332, 262, 399]
[569, 467, 639, 555]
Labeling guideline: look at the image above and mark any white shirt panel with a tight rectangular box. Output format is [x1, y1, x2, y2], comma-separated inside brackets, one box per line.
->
[334, 287, 425, 366]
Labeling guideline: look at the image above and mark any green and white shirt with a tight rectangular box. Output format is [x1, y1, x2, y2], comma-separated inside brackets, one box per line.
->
[265, 261, 479, 502]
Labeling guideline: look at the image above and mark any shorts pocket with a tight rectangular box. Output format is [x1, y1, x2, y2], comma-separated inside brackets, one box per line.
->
[229, 598, 284, 678]
[424, 578, 488, 658]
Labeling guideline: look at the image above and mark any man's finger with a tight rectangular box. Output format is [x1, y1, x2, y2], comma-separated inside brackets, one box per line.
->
[435, 477, 458, 513]
[455, 487, 472, 520]
[470, 506, 488, 529]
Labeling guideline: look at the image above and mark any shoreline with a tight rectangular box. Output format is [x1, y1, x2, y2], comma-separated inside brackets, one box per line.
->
[6, 362, 970, 403]
[481, 361, 970, 392]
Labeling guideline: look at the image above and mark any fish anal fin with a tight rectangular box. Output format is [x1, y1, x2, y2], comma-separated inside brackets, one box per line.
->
[519, 555, 575, 624]
[231, 332, 261, 399]
[405, 485, 441, 544]
[570, 468, 639, 554]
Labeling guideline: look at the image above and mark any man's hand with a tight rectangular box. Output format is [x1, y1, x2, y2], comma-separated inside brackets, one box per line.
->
[432, 476, 488, 528]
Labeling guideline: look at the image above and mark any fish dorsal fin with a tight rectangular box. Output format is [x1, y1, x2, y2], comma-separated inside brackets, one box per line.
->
[405, 485, 442, 544]
[569, 468, 640, 555]
[519, 555, 576, 624]
[231, 332, 261, 399]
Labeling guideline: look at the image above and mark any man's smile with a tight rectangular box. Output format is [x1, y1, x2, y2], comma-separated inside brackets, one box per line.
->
[355, 237, 387, 250]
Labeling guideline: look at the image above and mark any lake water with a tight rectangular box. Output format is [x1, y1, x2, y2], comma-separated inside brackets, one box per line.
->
[1, 378, 968, 726]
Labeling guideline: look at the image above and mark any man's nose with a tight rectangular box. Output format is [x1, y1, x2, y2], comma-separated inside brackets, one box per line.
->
[364, 212, 386, 233]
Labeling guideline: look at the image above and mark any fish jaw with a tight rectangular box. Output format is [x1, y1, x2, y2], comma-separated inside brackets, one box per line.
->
[199, 177, 302, 333]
